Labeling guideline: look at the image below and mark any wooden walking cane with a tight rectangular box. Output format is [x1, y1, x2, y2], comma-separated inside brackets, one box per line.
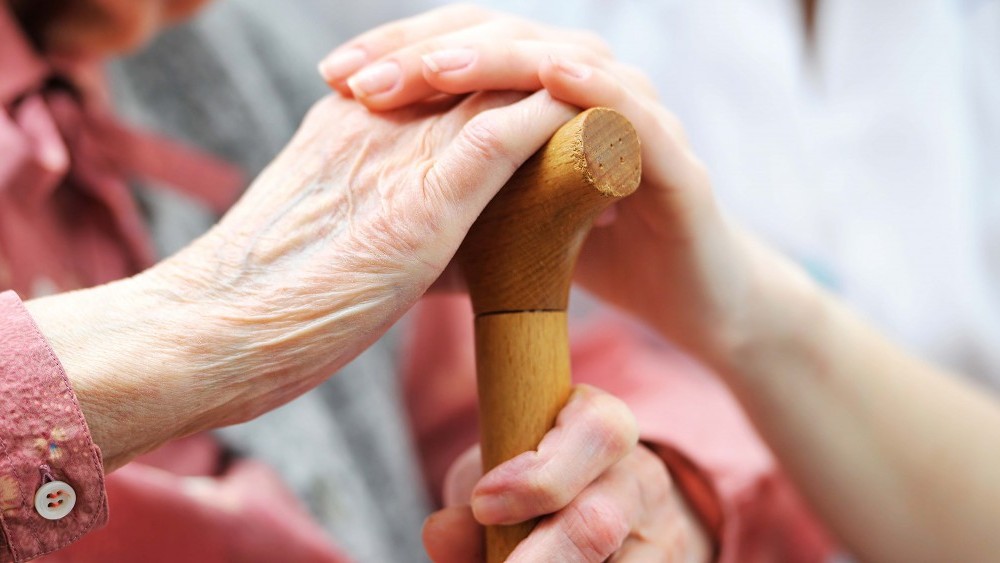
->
[456, 107, 641, 562]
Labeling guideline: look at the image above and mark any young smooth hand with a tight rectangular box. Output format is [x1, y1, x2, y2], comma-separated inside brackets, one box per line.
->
[317, 5, 815, 370]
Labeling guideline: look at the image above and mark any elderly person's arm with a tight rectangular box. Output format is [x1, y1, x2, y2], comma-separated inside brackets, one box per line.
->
[20, 90, 576, 473]
[0, 89, 574, 560]
[0, 88, 580, 563]
[2, 2, 601, 561]
[326, 6, 1000, 562]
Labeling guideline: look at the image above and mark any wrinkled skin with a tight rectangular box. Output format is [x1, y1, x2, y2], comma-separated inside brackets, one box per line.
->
[32, 90, 577, 469]
[147, 89, 577, 431]
[423, 386, 712, 563]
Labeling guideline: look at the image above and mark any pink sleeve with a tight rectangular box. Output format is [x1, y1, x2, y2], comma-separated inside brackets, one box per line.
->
[403, 295, 835, 562]
[0, 291, 107, 562]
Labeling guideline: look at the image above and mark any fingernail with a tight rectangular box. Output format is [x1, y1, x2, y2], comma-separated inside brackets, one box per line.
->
[549, 56, 591, 80]
[422, 48, 476, 73]
[471, 494, 509, 524]
[347, 61, 401, 97]
[318, 47, 367, 82]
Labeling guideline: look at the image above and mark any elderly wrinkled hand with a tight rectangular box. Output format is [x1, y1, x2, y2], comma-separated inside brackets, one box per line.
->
[422, 386, 711, 562]
[28, 89, 577, 470]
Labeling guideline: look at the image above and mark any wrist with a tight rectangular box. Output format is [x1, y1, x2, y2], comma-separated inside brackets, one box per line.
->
[144, 232, 381, 425]
[637, 219, 812, 376]
[710, 233, 829, 392]
[25, 272, 214, 471]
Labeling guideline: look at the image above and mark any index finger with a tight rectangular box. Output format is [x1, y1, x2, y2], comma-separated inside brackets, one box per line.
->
[470, 385, 640, 525]
[319, 4, 497, 92]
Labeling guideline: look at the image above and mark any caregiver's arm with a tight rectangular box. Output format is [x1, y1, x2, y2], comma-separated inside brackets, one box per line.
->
[717, 240, 1000, 563]
[320, 6, 1000, 561]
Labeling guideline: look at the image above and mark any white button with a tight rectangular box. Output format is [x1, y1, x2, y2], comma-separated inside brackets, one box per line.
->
[34, 481, 76, 520]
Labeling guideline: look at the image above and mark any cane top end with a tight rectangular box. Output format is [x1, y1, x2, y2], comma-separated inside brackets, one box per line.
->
[458, 108, 642, 315]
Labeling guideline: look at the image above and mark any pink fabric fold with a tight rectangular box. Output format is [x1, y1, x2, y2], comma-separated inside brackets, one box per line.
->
[0, 4, 244, 283]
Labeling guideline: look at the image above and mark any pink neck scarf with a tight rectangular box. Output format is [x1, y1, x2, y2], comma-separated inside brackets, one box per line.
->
[0, 5, 243, 270]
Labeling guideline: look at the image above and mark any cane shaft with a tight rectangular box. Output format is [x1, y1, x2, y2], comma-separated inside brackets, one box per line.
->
[476, 312, 572, 561]
[459, 108, 641, 562]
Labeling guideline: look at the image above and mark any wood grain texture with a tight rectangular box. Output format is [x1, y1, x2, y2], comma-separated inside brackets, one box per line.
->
[475, 312, 571, 561]
[459, 108, 641, 562]
[458, 107, 642, 316]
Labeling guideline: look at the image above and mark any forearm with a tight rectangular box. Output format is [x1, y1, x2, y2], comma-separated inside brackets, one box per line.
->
[22, 234, 399, 473]
[4, 64, 573, 491]
[703, 237, 1000, 562]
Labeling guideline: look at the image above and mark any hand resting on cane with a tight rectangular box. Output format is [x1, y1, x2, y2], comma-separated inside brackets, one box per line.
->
[25, 90, 579, 472]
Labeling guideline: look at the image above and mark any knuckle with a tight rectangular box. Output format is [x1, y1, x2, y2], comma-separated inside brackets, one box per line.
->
[522, 470, 573, 514]
[479, 18, 526, 38]
[422, 162, 459, 204]
[564, 497, 629, 560]
[451, 2, 490, 18]
[574, 30, 614, 56]
[578, 391, 639, 459]
[478, 14, 560, 44]
[549, 42, 603, 66]
[620, 64, 659, 98]
[443, 2, 492, 20]
[450, 91, 526, 136]
[631, 446, 674, 506]
[411, 38, 450, 58]
[602, 76, 631, 106]
[459, 112, 514, 168]
[372, 22, 409, 49]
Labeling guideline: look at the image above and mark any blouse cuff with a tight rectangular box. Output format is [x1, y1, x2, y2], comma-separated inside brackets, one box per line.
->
[643, 440, 725, 561]
[0, 291, 108, 562]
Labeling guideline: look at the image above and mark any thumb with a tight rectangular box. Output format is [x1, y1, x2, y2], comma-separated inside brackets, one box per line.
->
[423, 506, 484, 563]
[442, 444, 484, 507]
[423, 90, 577, 220]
